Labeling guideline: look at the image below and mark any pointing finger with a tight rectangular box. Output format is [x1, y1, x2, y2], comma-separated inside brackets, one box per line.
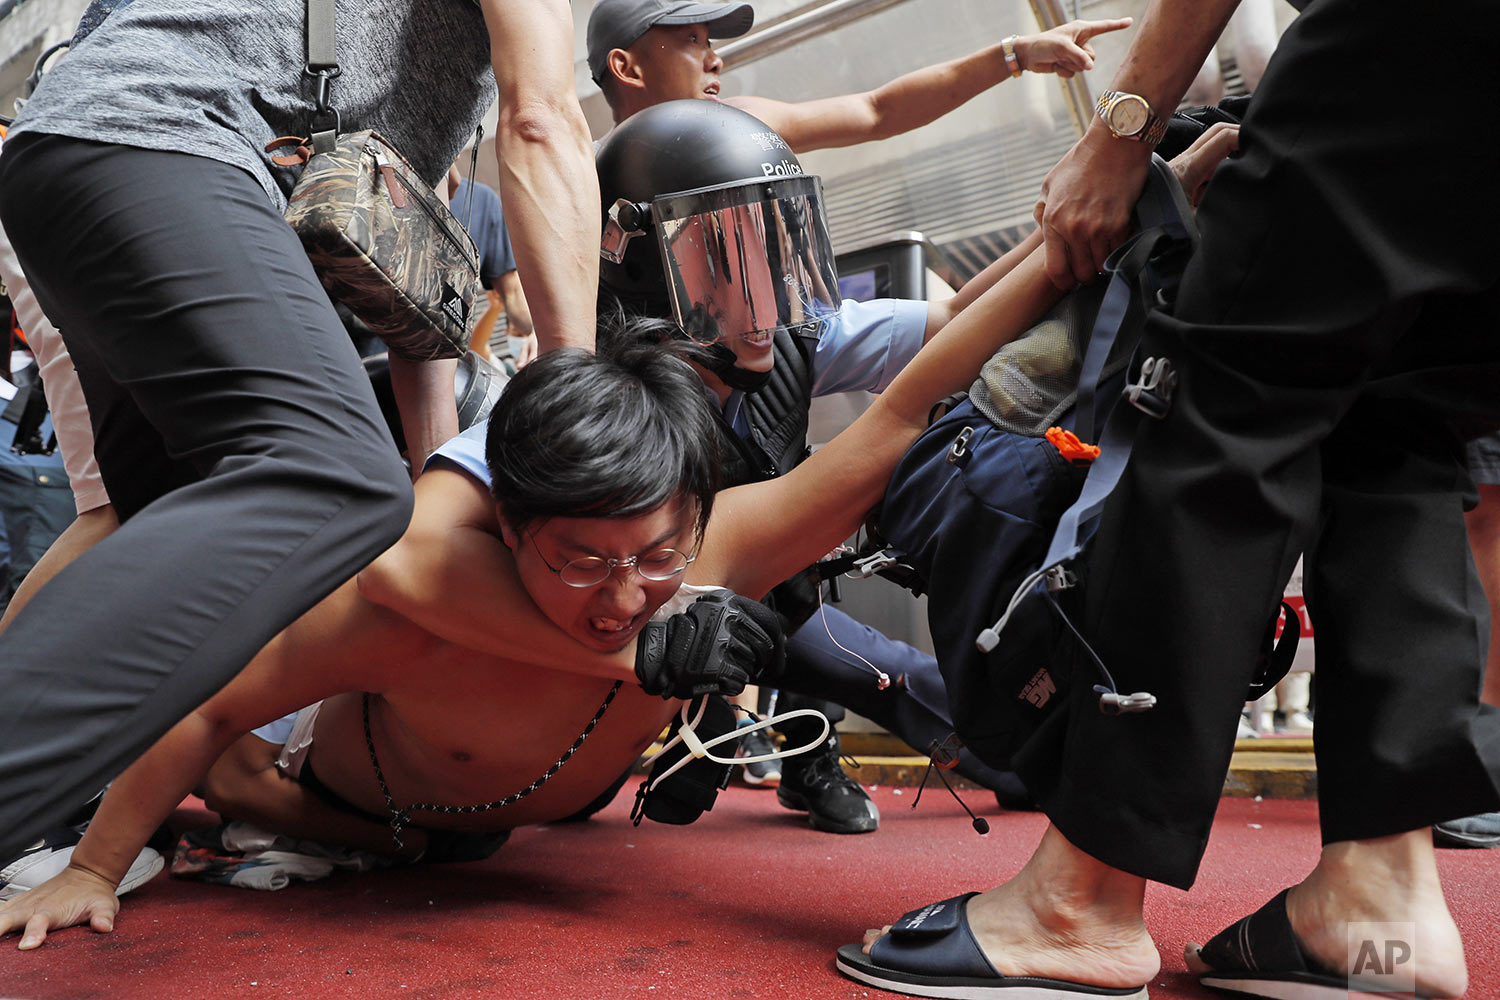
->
[1077, 17, 1133, 42]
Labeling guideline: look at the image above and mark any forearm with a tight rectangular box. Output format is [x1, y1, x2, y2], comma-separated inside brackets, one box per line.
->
[746, 45, 1014, 153]
[494, 112, 597, 354]
[865, 43, 1014, 143]
[388, 355, 459, 472]
[480, 0, 596, 354]
[928, 227, 1045, 338]
[891, 250, 1063, 426]
[498, 272, 534, 336]
[70, 713, 233, 887]
[1108, 0, 1238, 117]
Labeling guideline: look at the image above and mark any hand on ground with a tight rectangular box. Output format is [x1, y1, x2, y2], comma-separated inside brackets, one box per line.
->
[0, 865, 121, 950]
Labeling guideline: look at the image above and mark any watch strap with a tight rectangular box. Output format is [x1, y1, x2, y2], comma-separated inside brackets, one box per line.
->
[1001, 35, 1023, 78]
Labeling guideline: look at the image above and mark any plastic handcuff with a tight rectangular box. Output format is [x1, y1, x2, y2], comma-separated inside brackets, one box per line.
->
[637, 697, 831, 794]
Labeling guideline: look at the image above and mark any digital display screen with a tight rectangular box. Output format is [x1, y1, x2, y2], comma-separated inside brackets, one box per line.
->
[838, 263, 888, 302]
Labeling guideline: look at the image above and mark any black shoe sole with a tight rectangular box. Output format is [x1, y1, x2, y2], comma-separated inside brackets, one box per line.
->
[1432, 825, 1500, 849]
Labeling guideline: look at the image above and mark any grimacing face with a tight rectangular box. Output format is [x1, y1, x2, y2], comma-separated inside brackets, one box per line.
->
[500, 499, 700, 653]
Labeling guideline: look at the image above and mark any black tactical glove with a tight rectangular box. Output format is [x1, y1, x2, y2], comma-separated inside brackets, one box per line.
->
[634, 590, 786, 699]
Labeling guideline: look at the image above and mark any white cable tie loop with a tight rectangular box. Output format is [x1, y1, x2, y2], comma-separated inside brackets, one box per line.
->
[639, 700, 831, 791]
[731, 709, 830, 765]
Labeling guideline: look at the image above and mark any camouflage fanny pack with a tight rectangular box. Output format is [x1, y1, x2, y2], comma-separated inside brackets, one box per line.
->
[267, 0, 480, 362]
[271, 131, 481, 362]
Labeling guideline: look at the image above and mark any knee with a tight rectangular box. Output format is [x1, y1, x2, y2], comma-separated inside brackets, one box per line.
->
[197, 762, 259, 820]
[340, 448, 415, 545]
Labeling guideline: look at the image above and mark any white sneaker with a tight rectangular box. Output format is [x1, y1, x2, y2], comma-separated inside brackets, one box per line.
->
[1282, 710, 1314, 734]
[0, 826, 163, 901]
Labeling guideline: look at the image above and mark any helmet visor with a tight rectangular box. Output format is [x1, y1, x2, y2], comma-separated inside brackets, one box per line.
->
[653, 176, 841, 346]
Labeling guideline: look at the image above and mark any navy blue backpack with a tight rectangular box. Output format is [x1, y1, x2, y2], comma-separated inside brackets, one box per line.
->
[872, 143, 1295, 772]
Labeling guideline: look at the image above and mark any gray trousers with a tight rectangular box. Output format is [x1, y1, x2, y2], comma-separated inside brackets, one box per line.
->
[0, 134, 413, 859]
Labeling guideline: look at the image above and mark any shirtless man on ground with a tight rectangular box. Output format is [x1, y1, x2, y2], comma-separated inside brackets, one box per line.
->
[0, 212, 1066, 956]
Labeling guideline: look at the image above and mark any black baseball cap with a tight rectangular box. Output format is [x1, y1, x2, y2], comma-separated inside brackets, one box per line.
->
[587, 0, 755, 83]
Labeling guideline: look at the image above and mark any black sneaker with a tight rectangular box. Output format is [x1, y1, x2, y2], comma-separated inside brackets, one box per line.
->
[776, 734, 879, 834]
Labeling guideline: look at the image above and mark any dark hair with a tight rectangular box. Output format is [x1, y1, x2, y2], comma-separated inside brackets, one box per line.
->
[596, 287, 725, 373]
[485, 312, 722, 538]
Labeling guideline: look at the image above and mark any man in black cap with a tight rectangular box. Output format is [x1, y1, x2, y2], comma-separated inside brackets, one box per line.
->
[586, 0, 1131, 153]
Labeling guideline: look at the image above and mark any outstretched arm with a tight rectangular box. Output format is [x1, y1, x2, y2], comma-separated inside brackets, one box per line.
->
[701, 118, 1246, 597]
[726, 18, 1131, 154]
[699, 250, 1063, 599]
[481, 0, 598, 352]
[926, 227, 1045, 339]
[0, 585, 428, 949]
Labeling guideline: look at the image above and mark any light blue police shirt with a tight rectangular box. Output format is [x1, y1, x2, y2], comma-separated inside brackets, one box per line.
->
[719, 297, 929, 438]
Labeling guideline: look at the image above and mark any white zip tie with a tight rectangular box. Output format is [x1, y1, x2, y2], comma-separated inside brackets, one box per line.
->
[639, 698, 831, 792]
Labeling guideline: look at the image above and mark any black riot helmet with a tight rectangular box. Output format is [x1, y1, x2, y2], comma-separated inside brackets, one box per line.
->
[596, 100, 841, 388]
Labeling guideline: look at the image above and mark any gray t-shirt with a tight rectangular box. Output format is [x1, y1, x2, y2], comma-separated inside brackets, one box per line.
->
[12, 0, 497, 209]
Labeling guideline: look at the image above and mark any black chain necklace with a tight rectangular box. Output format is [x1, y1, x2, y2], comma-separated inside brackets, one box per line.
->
[361, 683, 623, 851]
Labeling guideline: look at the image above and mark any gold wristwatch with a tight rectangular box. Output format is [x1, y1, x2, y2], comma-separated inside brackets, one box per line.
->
[1095, 90, 1169, 145]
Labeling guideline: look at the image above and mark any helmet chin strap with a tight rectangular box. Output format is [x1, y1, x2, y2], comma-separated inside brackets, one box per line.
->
[676, 336, 774, 394]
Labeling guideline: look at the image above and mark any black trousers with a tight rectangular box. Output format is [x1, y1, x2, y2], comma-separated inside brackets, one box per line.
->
[0, 135, 413, 859]
[1013, 0, 1500, 889]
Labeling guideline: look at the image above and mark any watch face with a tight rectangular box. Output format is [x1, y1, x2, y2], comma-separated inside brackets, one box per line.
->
[1108, 95, 1149, 136]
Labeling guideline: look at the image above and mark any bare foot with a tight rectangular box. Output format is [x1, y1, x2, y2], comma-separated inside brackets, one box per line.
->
[864, 824, 1159, 989]
[1185, 829, 1468, 998]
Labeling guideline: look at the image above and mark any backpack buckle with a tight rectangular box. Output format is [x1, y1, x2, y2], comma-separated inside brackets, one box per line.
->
[848, 549, 902, 580]
[946, 426, 974, 467]
[1097, 689, 1158, 715]
[1043, 565, 1076, 592]
[1123, 356, 1177, 419]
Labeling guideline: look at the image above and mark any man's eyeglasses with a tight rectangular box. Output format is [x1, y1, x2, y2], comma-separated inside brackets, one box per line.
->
[529, 534, 696, 588]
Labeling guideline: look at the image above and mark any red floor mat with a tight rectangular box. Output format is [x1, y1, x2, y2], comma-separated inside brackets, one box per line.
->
[3, 789, 1496, 999]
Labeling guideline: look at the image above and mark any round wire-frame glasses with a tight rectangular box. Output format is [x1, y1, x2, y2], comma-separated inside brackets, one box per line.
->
[529, 534, 696, 588]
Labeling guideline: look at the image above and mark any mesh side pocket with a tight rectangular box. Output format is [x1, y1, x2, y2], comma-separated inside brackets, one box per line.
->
[969, 298, 1083, 437]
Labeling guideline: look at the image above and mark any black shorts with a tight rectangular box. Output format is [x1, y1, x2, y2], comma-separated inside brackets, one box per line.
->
[297, 757, 510, 864]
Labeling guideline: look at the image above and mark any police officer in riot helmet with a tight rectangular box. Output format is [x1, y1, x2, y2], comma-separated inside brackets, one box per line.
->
[596, 100, 1025, 833]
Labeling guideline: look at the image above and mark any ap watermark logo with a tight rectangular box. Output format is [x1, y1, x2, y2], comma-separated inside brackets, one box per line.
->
[1348, 922, 1416, 993]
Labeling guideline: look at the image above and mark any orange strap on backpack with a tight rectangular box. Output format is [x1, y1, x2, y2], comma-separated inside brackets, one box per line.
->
[1045, 426, 1101, 464]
